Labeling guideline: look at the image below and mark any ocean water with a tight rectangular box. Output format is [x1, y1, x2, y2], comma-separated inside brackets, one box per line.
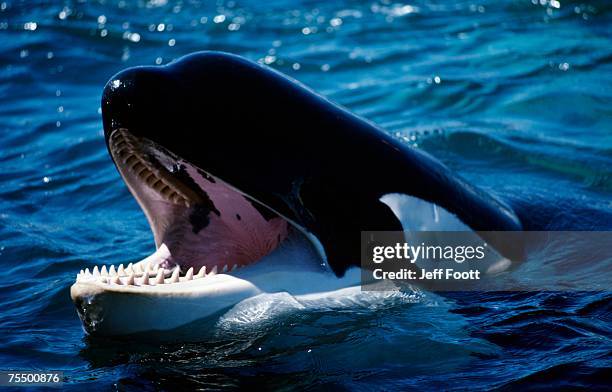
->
[0, 0, 611, 390]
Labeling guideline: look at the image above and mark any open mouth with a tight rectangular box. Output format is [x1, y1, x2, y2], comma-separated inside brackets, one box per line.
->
[73, 128, 290, 291]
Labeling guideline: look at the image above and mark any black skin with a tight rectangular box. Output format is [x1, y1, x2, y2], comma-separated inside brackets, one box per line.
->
[101, 51, 524, 276]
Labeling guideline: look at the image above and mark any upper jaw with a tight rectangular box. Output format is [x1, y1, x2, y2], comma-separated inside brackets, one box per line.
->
[107, 127, 289, 267]
[76, 127, 290, 294]
[107, 128, 199, 248]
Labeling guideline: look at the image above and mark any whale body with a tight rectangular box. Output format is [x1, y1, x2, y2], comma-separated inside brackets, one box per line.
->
[70, 52, 522, 337]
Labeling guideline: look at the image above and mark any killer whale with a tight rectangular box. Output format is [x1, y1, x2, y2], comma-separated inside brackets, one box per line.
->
[71, 51, 523, 336]
[101, 51, 522, 274]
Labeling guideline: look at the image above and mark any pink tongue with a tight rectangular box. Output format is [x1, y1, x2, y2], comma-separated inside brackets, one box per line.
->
[163, 165, 289, 271]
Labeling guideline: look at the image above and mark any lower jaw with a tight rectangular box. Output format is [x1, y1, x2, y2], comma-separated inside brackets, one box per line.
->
[70, 267, 365, 338]
[70, 246, 262, 336]
[71, 274, 261, 336]
[70, 226, 277, 336]
[70, 229, 364, 338]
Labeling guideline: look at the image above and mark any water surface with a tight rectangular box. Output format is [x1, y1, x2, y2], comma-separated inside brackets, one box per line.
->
[0, 0, 611, 390]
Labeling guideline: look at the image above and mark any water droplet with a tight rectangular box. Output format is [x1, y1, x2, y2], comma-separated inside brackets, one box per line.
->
[330, 17, 342, 27]
[128, 32, 141, 42]
[24, 22, 37, 31]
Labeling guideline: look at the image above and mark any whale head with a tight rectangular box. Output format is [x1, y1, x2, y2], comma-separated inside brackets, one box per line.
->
[71, 52, 523, 337]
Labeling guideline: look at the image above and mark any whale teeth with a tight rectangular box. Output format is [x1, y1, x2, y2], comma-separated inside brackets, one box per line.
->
[110, 130, 121, 142]
[125, 155, 138, 167]
[137, 166, 149, 179]
[132, 161, 145, 172]
[145, 173, 157, 185]
[196, 266, 206, 278]
[170, 267, 180, 283]
[150, 178, 162, 189]
[140, 272, 149, 286]
[79, 259, 235, 286]
[160, 186, 172, 197]
[116, 147, 128, 158]
[149, 177, 160, 188]
[155, 270, 164, 285]
[136, 166, 149, 177]
[171, 193, 183, 204]
[185, 267, 194, 281]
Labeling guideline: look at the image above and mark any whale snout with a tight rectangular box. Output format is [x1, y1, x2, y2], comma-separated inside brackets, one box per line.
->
[102, 67, 176, 146]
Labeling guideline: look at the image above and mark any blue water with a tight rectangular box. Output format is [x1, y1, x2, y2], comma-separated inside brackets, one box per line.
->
[1, 0, 611, 390]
